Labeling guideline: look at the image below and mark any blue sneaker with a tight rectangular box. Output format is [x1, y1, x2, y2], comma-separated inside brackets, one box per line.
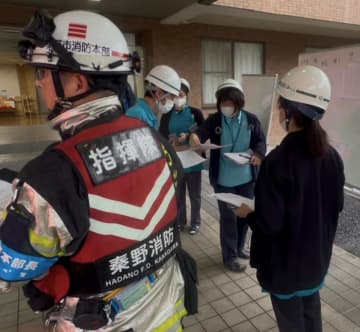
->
[189, 225, 200, 235]
[224, 258, 246, 273]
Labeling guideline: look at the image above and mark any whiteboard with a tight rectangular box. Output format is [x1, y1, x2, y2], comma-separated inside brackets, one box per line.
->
[299, 46, 360, 189]
[242, 75, 278, 141]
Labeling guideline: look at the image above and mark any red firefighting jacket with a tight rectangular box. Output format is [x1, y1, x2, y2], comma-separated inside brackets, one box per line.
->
[25, 115, 182, 303]
[58, 115, 181, 295]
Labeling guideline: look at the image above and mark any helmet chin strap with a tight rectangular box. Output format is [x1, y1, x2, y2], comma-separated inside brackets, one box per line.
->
[47, 71, 105, 120]
[284, 109, 292, 131]
[51, 70, 65, 100]
[47, 70, 67, 120]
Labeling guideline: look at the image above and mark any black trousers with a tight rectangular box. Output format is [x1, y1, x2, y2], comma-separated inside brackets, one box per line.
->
[212, 181, 254, 264]
[270, 292, 322, 332]
[178, 170, 202, 227]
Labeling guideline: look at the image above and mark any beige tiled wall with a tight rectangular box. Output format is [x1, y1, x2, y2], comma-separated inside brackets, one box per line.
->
[216, 0, 360, 25]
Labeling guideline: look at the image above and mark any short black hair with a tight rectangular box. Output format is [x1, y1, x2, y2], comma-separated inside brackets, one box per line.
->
[144, 90, 153, 98]
[181, 83, 189, 95]
[216, 87, 245, 112]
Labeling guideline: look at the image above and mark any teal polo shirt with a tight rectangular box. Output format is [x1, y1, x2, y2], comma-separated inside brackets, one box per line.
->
[217, 111, 252, 187]
[168, 106, 204, 173]
[126, 98, 158, 129]
[266, 279, 325, 300]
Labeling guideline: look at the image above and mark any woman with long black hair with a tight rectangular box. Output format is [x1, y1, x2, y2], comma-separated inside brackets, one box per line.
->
[235, 65, 345, 331]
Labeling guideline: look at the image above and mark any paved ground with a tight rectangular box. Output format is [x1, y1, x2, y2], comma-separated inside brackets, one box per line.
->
[1, 124, 360, 331]
[335, 194, 360, 257]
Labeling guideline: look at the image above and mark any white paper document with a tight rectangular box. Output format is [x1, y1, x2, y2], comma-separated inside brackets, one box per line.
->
[0, 180, 13, 210]
[177, 150, 206, 168]
[224, 151, 252, 165]
[210, 193, 255, 209]
[193, 143, 231, 151]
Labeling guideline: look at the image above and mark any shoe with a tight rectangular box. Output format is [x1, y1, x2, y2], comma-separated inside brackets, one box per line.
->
[238, 250, 250, 259]
[224, 258, 246, 273]
[189, 225, 200, 235]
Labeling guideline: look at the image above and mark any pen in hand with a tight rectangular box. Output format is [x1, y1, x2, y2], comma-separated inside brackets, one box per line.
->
[238, 153, 251, 160]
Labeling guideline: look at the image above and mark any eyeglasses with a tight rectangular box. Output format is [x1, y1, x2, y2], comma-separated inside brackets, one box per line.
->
[35, 67, 46, 81]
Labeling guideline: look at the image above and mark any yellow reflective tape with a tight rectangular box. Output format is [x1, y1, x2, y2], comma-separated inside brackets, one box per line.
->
[103, 288, 122, 302]
[175, 300, 184, 309]
[1, 209, 8, 222]
[152, 316, 182, 332]
[152, 299, 187, 332]
[29, 229, 64, 257]
[161, 144, 174, 168]
[160, 143, 179, 188]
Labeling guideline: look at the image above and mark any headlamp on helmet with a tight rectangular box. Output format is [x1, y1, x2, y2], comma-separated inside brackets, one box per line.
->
[22, 9, 55, 46]
[17, 9, 141, 121]
[18, 9, 141, 74]
[18, 9, 54, 62]
[18, 9, 80, 71]
[108, 51, 141, 73]
[18, 40, 35, 61]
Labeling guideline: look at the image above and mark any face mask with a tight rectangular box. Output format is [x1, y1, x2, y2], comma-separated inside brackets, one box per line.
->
[174, 97, 186, 109]
[157, 98, 174, 114]
[221, 106, 235, 118]
[279, 109, 290, 132]
[279, 120, 287, 132]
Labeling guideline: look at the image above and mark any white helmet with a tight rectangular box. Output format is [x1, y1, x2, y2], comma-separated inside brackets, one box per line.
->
[215, 79, 244, 98]
[180, 78, 191, 93]
[19, 9, 135, 74]
[277, 65, 331, 118]
[145, 65, 181, 96]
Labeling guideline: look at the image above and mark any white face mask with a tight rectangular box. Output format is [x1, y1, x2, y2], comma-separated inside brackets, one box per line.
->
[280, 118, 290, 132]
[221, 106, 235, 118]
[174, 96, 186, 109]
[157, 98, 174, 114]
[279, 109, 290, 132]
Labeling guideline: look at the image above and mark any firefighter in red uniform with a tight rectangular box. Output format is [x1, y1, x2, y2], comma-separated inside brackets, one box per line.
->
[0, 9, 197, 331]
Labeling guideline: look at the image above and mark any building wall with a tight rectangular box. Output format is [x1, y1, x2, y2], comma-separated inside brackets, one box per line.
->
[0, 5, 359, 143]
[0, 6, 357, 110]
[0, 65, 20, 97]
[115, 20, 358, 145]
[112, 18, 358, 107]
[16, 65, 39, 114]
[216, 0, 360, 25]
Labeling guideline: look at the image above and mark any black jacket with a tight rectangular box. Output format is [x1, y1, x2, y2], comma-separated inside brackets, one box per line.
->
[247, 131, 345, 294]
[0, 168, 17, 182]
[195, 110, 266, 187]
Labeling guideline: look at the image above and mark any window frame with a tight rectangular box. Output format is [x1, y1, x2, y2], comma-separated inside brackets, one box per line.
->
[201, 38, 265, 108]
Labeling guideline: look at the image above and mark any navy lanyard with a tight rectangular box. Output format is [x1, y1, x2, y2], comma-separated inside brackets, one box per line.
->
[224, 113, 243, 152]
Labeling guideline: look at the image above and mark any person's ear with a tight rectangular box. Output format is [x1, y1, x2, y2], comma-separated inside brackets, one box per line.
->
[75, 74, 90, 93]
[154, 88, 162, 100]
[62, 72, 90, 96]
